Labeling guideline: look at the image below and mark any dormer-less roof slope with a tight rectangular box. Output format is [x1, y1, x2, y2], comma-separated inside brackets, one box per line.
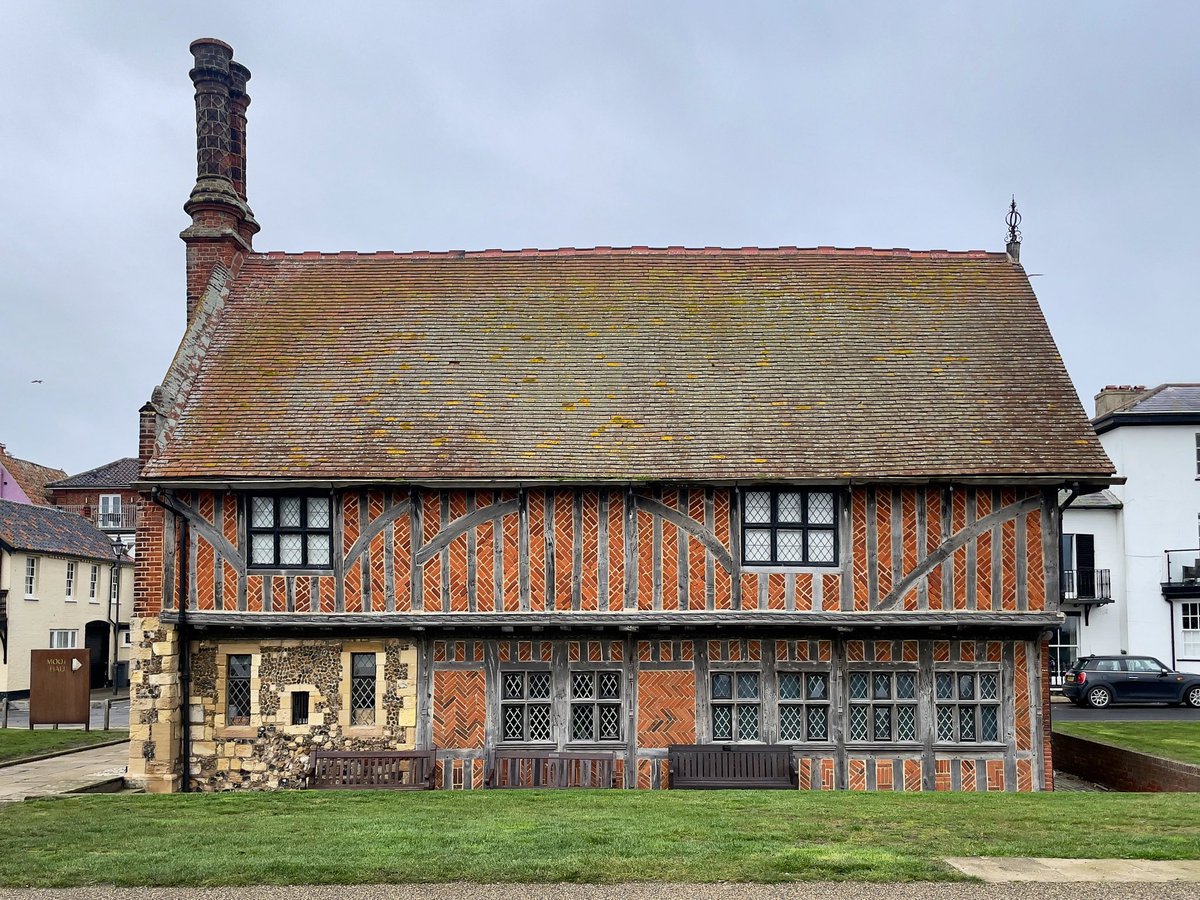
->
[0, 446, 66, 506]
[144, 246, 1115, 483]
[47, 457, 141, 490]
[0, 498, 122, 562]
[1093, 383, 1200, 434]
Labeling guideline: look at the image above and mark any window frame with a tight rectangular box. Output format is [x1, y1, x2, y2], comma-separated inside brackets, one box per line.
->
[568, 669, 624, 744]
[348, 652, 378, 727]
[247, 494, 334, 570]
[740, 488, 839, 567]
[934, 669, 1002, 745]
[64, 560, 76, 601]
[24, 557, 37, 599]
[709, 669, 763, 742]
[500, 669, 555, 744]
[88, 565, 99, 603]
[226, 653, 253, 727]
[109, 564, 120, 606]
[49, 629, 78, 649]
[776, 667, 833, 744]
[846, 668, 920, 745]
[1195, 432, 1199, 477]
[99, 493, 122, 529]
[1182, 602, 1200, 658]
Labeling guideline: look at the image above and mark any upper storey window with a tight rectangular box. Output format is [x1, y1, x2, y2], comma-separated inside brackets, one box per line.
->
[248, 496, 333, 568]
[741, 489, 838, 566]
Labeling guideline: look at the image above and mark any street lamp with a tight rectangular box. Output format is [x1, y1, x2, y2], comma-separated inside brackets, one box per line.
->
[110, 539, 127, 696]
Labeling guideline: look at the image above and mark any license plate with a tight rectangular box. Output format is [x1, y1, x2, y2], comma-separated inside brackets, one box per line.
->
[1065, 674, 1076, 683]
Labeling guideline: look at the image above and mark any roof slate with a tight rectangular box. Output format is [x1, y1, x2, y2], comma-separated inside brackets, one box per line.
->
[0, 446, 66, 505]
[1121, 384, 1200, 414]
[0, 498, 123, 561]
[48, 457, 141, 489]
[144, 247, 1114, 482]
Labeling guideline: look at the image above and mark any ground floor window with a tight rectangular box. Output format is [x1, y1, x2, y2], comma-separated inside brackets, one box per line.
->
[502, 671, 553, 742]
[49, 629, 77, 649]
[848, 670, 918, 743]
[570, 670, 623, 743]
[777, 671, 831, 742]
[935, 671, 1000, 743]
[226, 654, 252, 726]
[711, 671, 761, 741]
[350, 652, 378, 726]
[1182, 602, 1200, 658]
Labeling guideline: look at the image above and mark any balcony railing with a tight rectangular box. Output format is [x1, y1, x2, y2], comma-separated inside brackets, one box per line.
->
[1060, 568, 1111, 603]
[56, 504, 137, 530]
[1163, 548, 1200, 598]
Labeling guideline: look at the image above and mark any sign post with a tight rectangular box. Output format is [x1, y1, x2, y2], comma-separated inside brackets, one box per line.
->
[29, 649, 91, 730]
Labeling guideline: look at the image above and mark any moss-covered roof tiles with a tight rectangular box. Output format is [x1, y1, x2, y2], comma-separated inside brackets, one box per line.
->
[144, 246, 1114, 482]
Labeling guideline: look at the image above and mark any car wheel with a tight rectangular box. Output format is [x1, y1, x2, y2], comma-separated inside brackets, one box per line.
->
[1186, 686, 1200, 709]
[1087, 685, 1113, 709]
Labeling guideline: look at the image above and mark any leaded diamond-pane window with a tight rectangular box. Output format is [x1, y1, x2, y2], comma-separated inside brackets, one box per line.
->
[740, 488, 839, 566]
[777, 670, 832, 743]
[248, 495, 333, 569]
[569, 669, 623, 743]
[350, 653, 377, 726]
[711, 671, 761, 742]
[501, 670, 555, 743]
[847, 670, 918, 744]
[935, 670, 1002, 744]
[226, 653, 252, 726]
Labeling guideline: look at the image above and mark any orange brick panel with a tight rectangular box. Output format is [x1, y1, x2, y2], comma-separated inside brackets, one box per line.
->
[272, 575, 287, 612]
[221, 560, 238, 610]
[952, 547, 968, 610]
[986, 759, 1005, 791]
[319, 576, 335, 613]
[432, 669, 486, 749]
[817, 640, 831, 662]
[448, 532, 469, 612]
[795, 573, 813, 611]
[740, 572, 758, 611]
[928, 562, 943, 610]
[370, 533, 388, 612]
[637, 670, 696, 748]
[524, 490, 543, 611]
[556, 494, 577, 609]
[222, 494, 237, 543]
[874, 641, 892, 662]
[876, 488, 893, 599]
[1017, 759, 1033, 792]
[902, 587, 918, 611]
[960, 759, 977, 792]
[903, 640, 918, 662]
[688, 536, 707, 610]
[876, 759, 894, 791]
[344, 494, 362, 558]
[852, 491, 868, 609]
[637, 759, 653, 790]
[767, 573, 786, 610]
[846, 640, 865, 662]
[196, 538, 215, 611]
[246, 575, 263, 612]
[933, 641, 950, 662]
[820, 759, 835, 791]
[822, 573, 840, 611]
[904, 759, 922, 791]
[1001, 517, 1018, 611]
[607, 493, 625, 611]
[580, 489, 600, 611]
[901, 489, 918, 579]
[713, 490, 731, 550]
[659, 489, 679, 612]
[1026, 508, 1044, 610]
[1014, 642, 1031, 750]
[198, 491, 215, 526]
[713, 565, 732, 611]
[394, 508, 412, 612]
[635, 509, 653, 610]
[501, 507, 520, 612]
[935, 758, 951, 791]
[419, 556, 438, 613]
[975, 492, 993, 611]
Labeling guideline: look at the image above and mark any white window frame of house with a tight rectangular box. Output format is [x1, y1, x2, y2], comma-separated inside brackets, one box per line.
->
[99, 494, 122, 529]
[1195, 433, 1199, 477]
[122, 630, 133, 648]
[49, 629, 78, 649]
[110, 564, 120, 605]
[65, 560, 76, 601]
[1182, 602, 1200, 659]
[89, 564, 99, 603]
[24, 557, 38, 599]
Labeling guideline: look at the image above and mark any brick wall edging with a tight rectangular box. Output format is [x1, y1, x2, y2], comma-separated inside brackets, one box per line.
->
[1052, 731, 1200, 792]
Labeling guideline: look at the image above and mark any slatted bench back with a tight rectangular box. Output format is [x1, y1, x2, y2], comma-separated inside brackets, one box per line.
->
[668, 744, 796, 789]
[310, 750, 436, 790]
[486, 750, 615, 789]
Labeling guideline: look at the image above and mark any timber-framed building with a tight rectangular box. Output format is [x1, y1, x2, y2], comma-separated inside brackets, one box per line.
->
[127, 40, 1116, 793]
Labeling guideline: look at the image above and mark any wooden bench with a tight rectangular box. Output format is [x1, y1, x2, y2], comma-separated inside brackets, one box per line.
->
[668, 744, 796, 789]
[485, 749, 616, 789]
[309, 749, 437, 790]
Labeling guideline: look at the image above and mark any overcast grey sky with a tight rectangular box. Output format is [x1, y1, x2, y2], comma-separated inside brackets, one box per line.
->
[1, 1, 1197, 475]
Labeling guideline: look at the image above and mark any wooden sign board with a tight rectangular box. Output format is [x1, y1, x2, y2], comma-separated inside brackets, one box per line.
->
[29, 649, 91, 729]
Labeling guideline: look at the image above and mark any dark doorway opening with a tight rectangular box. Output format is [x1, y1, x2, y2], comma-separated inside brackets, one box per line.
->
[84, 621, 109, 689]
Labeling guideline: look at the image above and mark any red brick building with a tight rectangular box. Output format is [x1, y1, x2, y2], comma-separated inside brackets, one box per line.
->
[46, 458, 141, 553]
[127, 39, 1116, 793]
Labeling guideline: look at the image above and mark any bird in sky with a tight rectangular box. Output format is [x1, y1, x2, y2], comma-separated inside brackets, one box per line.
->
[31, 379, 43, 384]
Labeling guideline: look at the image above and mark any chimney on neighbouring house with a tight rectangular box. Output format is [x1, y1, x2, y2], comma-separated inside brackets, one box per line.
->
[180, 39, 258, 322]
[1094, 384, 1147, 417]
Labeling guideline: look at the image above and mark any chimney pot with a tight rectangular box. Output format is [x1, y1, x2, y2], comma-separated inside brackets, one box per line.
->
[1094, 384, 1147, 418]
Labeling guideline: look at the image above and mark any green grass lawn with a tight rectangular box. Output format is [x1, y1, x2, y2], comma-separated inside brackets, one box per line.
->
[0, 729, 127, 764]
[0, 790, 1196, 886]
[1053, 721, 1200, 766]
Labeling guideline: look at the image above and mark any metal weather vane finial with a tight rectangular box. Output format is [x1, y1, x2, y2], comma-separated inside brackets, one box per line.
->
[1005, 195, 1022, 245]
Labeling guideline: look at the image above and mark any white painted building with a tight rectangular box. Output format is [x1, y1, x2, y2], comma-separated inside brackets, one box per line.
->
[1059, 384, 1200, 677]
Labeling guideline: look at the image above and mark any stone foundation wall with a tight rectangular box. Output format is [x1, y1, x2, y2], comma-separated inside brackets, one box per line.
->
[187, 637, 417, 791]
[125, 616, 183, 793]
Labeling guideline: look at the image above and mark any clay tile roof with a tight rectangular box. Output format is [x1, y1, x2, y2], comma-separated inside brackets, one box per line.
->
[0, 446, 67, 506]
[143, 246, 1115, 483]
[0, 498, 123, 562]
[47, 457, 141, 490]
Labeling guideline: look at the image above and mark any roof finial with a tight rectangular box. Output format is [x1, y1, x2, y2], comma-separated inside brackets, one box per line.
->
[1005, 195, 1022, 261]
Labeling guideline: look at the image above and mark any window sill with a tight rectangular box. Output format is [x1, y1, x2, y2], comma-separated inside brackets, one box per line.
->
[23, 595, 37, 601]
[740, 564, 843, 575]
[247, 567, 335, 577]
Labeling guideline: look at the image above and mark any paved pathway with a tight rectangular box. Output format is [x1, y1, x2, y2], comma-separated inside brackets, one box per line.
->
[945, 858, 1200, 882]
[0, 741, 128, 802]
[1, 883, 1199, 899]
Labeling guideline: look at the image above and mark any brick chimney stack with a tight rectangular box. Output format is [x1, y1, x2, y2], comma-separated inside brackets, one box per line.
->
[180, 39, 259, 322]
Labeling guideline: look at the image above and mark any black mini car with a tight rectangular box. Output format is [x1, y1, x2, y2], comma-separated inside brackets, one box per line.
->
[1062, 655, 1200, 708]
